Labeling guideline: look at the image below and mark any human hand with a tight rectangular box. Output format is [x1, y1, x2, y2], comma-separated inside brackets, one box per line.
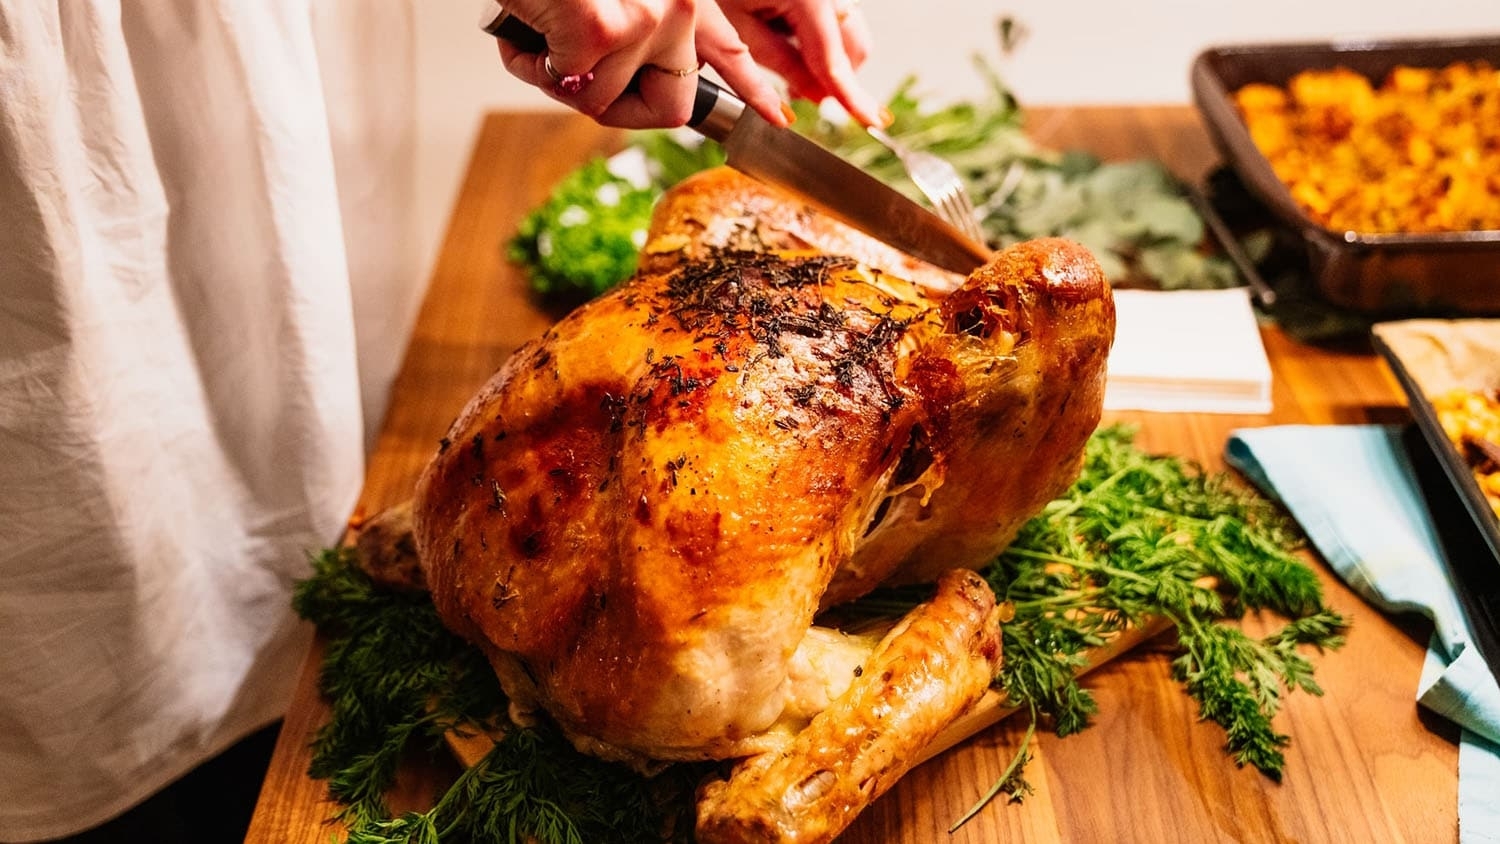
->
[488, 0, 885, 130]
[713, 0, 887, 128]
[492, 0, 788, 129]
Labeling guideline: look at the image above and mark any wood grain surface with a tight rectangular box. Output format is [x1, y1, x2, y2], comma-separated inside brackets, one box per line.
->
[244, 107, 1460, 844]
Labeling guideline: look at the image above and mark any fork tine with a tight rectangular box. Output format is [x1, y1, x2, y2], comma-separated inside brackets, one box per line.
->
[954, 191, 985, 243]
[925, 164, 980, 241]
[942, 185, 984, 243]
[941, 180, 979, 236]
[941, 193, 969, 235]
[926, 174, 962, 225]
[957, 199, 985, 243]
[867, 125, 986, 245]
[949, 187, 974, 220]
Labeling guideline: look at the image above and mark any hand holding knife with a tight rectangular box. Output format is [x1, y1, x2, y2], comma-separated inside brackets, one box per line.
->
[479, 3, 991, 275]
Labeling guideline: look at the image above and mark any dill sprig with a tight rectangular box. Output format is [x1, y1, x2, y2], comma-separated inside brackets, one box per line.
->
[292, 549, 505, 827]
[294, 549, 698, 843]
[295, 424, 1346, 840]
[344, 728, 700, 844]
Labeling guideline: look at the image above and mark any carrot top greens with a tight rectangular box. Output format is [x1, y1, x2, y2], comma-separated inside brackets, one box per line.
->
[295, 425, 1344, 842]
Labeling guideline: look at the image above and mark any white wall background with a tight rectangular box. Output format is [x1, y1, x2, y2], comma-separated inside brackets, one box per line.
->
[411, 1, 1500, 274]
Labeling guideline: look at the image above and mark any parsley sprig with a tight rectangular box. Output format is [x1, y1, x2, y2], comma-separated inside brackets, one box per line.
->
[295, 425, 1345, 841]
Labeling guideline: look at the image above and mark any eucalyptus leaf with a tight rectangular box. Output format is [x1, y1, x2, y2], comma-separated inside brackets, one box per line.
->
[1118, 194, 1205, 243]
[509, 59, 1249, 301]
[1139, 246, 1239, 291]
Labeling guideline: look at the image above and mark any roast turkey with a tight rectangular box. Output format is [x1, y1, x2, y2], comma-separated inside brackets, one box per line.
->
[409, 166, 1115, 842]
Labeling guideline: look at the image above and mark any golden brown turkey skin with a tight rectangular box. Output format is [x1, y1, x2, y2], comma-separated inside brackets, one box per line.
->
[634, 167, 965, 295]
[411, 168, 1113, 765]
[695, 568, 1003, 844]
[842, 228, 1118, 596]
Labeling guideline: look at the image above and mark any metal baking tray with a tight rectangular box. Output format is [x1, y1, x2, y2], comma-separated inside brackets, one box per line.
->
[1371, 319, 1500, 684]
[1191, 36, 1500, 316]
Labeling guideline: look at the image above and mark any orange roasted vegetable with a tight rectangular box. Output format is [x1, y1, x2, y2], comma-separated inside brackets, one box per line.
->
[1432, 386, 1500, 516]
[1234, 61, 1500, 234]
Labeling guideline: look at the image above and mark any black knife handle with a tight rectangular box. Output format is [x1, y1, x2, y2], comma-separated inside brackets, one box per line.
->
[480, 6, 546, 53]
[479, 6, 739, 139]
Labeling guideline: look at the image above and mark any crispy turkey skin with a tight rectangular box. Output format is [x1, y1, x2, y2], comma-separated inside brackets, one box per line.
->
[410, 167, 1114, 841]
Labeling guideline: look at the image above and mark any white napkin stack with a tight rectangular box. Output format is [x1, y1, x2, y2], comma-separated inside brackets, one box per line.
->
[1104, 287, 1273, 415]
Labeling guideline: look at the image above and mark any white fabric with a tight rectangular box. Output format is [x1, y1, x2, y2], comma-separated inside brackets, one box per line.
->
[0, 2, 419, 840]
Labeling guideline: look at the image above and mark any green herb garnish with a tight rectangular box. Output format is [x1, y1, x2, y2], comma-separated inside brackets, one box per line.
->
[994, 423, 1340, 743]
[294, 548, 697, 842]
[507, 158, 661, 301]
[508, 62, 1236, 303]
[292, 549, 504, 828]
[845, 424, 1346, 821]
[995, 425, 1345, 775]
[344, 729, 698, 844]
[296, 425, 1344, 840]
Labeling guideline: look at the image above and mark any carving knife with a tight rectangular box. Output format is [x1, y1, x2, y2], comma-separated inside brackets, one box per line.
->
[480, 6, 992, 275]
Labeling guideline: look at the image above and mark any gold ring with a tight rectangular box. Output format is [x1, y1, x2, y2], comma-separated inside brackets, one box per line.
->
[835, 0, 861, 22]
[646, 62, 702, 78]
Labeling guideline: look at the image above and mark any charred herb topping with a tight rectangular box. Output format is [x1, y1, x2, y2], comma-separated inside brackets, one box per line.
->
[296, 425, 1344, 842]
[652, 250, 909, 409]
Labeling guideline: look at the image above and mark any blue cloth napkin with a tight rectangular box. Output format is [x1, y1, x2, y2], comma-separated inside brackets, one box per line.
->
[1226, 425, 1500, 844]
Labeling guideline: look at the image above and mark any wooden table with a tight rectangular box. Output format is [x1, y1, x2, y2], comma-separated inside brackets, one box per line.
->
[246, 107, 1459, 843]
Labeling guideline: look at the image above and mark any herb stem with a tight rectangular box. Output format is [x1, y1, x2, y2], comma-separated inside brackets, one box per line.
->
[949, 710, 1038, 832]
[1042, 467, 1131, 521]
[1002, 547, 1159, 586]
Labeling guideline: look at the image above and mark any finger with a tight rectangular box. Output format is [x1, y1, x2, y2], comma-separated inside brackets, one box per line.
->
[496, 24, 620, 106]
[498, 39, 546, 88]
[593, 59, 702, 128]
[779, 2, 884, 126]
[589, 3, 701, 128]
[838, 6, 870, 70]
[721, 11, 825, 104]
[511, 1, 617, 79]
[538, 29, 618, 83]
[551, 45, 648, 118]
[594, 74, 696, 129]
[494, 2, 661, 113]
[695, 3, 791, 127]
[491, 0, 716, 129]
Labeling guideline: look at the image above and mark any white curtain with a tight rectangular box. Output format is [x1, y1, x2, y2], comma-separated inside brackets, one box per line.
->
[0, 2, 420, 839]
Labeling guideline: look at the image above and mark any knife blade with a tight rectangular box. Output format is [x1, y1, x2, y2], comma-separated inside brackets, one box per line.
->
[480, 5, 992, 275]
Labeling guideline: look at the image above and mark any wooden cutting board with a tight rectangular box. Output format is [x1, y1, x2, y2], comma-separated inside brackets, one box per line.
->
[244, 108, 1460, 844]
